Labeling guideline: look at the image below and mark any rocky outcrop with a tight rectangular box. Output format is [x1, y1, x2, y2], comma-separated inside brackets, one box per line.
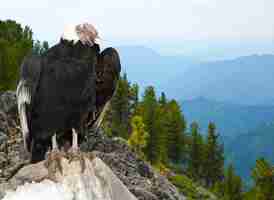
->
[1, 153, 138, 200]
[0, 91, 185, 200]
[0, 91, 26, 185]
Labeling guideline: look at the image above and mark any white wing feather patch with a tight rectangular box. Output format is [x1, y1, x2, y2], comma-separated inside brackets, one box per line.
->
[16, 80, 31, 151]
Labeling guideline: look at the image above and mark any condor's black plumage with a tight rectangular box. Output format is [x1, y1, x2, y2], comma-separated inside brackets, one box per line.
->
[17, 38, 121, 163]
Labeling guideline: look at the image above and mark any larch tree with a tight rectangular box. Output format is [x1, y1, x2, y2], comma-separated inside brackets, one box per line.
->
[128, 115, 149, 159]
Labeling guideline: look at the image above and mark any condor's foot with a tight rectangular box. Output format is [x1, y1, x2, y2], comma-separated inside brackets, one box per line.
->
[44, 134, 64, 180]
[67, 128, 86, 173]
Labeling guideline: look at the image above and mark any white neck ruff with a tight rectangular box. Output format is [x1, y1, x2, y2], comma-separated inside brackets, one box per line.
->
[61, 23, 99, 46]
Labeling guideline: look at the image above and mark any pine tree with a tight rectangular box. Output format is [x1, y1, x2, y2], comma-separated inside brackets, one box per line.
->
[128, 115, 149, 159]
[159, 92, 167, 106]
[104, 73, 131, 138]
[155, 96, 168, 164]
[165, 100, 186, 163]
[213, 164, 243, 200]
[33, 40, 49, 55]
[0, 20, 33, 91]
[204, 122, 224, 187]
[32, 40, 42, 55]
[141, 86, 161, 164]
[129, 83, 139, 115]
[188, 122, 204, 180]
[223, 164, 243, 200]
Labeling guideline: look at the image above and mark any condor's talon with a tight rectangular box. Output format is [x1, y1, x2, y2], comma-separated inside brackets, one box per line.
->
[44, 133, 64, 179]
[67, 150, 86, 173]
[67, 128, 86, 172]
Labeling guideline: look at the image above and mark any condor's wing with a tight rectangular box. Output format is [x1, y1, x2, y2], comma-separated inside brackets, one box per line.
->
[96, 47, 121, 107]
[93, 48, 121, 129]
[16, 55, 42, 152]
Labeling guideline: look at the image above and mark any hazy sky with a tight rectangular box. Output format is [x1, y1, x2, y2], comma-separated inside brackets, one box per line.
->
[1, 0, 273, 57]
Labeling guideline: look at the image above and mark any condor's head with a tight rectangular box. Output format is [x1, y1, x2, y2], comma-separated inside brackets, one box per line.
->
[61, 23, 100, 47]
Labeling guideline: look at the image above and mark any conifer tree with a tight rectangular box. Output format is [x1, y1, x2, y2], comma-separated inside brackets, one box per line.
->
[129, 83, 139, 115]
[204, 122, 224, 187]
[105, 73, 131, 138]
[141, 86, 161, 164]
[223, 164, 243, 200]
[159, 92, 167, 106]
[165, 100, 186, 163]
[188, 122, 204, 180]
[0, 20, 33, 91]
[33, 40, 49, 55]
[128, 115, 149, 159]
[155, 96, 168, 164]
[213, 164, 243, 200]
[252, 158, 274, 200]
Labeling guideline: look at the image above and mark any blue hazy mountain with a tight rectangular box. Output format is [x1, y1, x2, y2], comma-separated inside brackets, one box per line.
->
[116, 45, 195, 94]
[181, 97, 274, 185]
[225, 122, 274, 186]
[117, 46, 274, 105]
[165, 54, 274, 105]
[181, 97, 274, 137]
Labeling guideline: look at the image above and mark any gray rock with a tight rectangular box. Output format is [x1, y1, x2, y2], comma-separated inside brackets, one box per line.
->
[0, 112, 8, 133]
[0, 154, 138, 200]
[0, 152, 7, 169]
[0, 92, 17, 115]
[82, 131, 184, 200]
[0, 132, 7, 146]
[130, 187, 158, 200]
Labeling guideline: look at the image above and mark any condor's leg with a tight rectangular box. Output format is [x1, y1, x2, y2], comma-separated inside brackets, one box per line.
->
[44, 133, 63, 176]
[68, 128, 85, 172]
[72, 128, 79, 152]
[52, 134, 59, 151]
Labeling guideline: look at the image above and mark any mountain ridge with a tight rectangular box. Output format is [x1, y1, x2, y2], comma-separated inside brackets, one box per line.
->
[181, 97, 274, 137]
[115, 45, 274, 105]
[166, 54, 274, 105]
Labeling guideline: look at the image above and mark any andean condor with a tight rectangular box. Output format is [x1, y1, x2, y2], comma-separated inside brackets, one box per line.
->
[16, 23, 121, 163]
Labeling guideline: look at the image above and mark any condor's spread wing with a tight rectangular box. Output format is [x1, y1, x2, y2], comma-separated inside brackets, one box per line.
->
[92, 48, 121, 129]
[16, 55, 42, 152]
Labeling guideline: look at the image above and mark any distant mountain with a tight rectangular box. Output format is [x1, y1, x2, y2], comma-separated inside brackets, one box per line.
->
[181, 97, 274, 137]
[225, 122, 274, 186]
[117, 47, 274, 105]
[115, 45, 195, 94]
[181, 97, 274, 186]
[166, 54, 274, 105]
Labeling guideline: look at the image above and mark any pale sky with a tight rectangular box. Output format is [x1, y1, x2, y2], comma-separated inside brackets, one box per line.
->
[1, 0, 273, 57]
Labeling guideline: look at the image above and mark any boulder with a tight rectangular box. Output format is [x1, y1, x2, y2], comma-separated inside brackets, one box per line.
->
[0, 152, 137, 200]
